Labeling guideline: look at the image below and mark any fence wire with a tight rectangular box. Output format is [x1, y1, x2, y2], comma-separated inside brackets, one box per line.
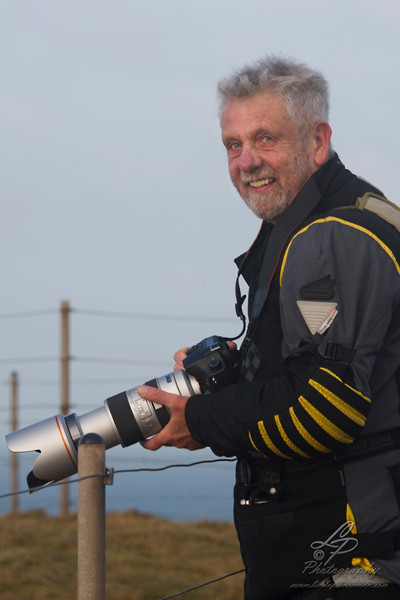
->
[0, 457, 237, 499]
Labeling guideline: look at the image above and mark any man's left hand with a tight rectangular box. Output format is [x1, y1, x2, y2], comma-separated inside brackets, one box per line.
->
[137, 385, 204, 451]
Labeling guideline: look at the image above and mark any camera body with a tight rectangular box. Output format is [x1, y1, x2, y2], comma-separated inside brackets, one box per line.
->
[184, 335, 237, 392]
[6, 335, 237, 490]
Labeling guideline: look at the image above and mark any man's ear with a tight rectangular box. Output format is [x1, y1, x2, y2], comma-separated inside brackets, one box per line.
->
[311, 121, 332, 167]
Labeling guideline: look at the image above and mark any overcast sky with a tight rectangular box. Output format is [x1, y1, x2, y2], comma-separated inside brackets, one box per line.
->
[1, 0, 400, 500]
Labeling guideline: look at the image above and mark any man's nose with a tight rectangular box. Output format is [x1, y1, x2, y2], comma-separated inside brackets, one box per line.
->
[238, 147, 263, 172]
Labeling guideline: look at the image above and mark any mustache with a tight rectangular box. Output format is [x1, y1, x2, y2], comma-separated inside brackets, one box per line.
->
[239, 168, 277, 184]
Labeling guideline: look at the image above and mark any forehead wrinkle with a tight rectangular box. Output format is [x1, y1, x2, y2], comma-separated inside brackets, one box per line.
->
[221, 99, 293, 144]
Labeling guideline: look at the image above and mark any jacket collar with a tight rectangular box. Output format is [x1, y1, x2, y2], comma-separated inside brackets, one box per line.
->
[234, 154, 353, 286]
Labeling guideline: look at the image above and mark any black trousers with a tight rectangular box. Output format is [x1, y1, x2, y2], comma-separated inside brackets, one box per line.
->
[233, 460, 397, 600]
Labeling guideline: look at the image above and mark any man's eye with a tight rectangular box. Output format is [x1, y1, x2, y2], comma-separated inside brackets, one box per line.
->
[262, 135, 272, 142]
[228, 142, 241, 150]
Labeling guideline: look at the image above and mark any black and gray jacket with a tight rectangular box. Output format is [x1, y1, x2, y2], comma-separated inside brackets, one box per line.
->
[185, 154, 400, 583]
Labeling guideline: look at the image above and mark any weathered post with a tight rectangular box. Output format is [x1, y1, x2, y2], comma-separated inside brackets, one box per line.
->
[77, 433, 106, 600]
[10, 371, 19, 514]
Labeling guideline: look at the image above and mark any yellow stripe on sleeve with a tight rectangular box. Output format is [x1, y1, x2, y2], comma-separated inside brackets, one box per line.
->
[274, 414, 311, 458]
[249, 430, 267, 458]
[289, 406, 332, 454]
[320, 368, 371, 403]
[299, 397, 355, 445]
[308, 379, 367, 426]
[258, 420, 292, 459]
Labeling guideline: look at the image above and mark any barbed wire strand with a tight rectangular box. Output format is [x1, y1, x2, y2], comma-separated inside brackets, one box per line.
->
[156, 568, 245, 600]
[0, 355, 171, 366]
[73, 307, 236, 324]
[0, 458, 236, 501]
[0, 306, 236, 324]
[1, 378, 146, 386]
[0, 309, 58, 319]
[74, 356, 171, 366]
[0, 356, 59, 364]
[0, 472, 105, 498]
[113, 458, 236, 474]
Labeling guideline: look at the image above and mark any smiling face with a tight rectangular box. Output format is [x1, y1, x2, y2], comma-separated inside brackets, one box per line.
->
[221, 92, 325, 222]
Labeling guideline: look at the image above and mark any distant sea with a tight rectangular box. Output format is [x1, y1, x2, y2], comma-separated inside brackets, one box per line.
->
[0, 444, 237, 522]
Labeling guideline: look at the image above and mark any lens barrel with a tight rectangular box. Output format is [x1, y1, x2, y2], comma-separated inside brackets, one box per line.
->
[6, 368, 201, 490]
[106, 369, 200, 445]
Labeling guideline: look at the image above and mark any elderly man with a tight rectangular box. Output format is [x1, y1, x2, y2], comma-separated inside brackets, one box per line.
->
[139, 56, 400, 599]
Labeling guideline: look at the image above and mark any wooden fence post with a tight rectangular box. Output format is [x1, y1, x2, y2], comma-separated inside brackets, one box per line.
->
[77, 433, 106, 600]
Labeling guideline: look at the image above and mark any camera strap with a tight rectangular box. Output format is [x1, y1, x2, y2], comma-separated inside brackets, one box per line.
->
[232, 274, 247, 341]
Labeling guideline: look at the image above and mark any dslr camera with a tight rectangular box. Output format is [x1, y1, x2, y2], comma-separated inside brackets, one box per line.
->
[6, 335, 237, 491]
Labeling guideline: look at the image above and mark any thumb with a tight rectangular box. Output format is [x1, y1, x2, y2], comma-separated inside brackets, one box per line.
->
[140, 430, 166, 451]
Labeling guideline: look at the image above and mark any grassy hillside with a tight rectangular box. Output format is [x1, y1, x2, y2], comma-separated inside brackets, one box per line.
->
[0, 510, 244, 600]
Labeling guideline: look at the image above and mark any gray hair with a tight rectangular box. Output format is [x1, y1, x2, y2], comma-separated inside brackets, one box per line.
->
[217, 55, 330, 136]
